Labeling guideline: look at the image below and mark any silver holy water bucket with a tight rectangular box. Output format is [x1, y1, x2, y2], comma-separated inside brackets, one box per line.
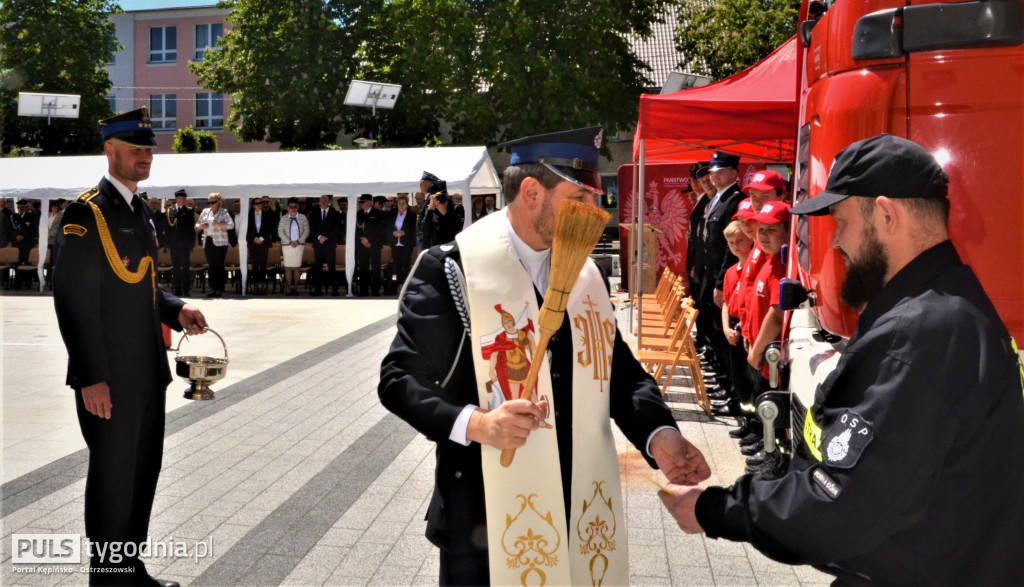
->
[175, 328, 228, 400]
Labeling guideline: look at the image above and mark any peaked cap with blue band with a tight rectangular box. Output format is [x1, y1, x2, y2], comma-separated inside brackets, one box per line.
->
[500, 126, 605, 193]
[99, 107, 157, 147]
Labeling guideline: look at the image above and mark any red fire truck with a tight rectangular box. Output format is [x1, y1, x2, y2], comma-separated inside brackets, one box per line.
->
[761, 0, 1024, 457]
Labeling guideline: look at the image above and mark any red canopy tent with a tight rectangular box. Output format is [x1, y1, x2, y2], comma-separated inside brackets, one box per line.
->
[633, 35, 799, 164]
[626, 36, 799, 333]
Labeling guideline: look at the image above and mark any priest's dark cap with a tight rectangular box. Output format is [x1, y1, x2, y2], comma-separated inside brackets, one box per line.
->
[500, 126, 605, 194]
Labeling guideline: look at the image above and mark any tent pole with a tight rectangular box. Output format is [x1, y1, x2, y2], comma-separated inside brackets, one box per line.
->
[346, 194, 356, 297]
[239, 196, 249, 297]
[636, 141, 646, 343]
[38, 196, 50, 292]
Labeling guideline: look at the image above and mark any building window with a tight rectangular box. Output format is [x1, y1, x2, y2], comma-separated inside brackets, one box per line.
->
[195, 93, 223, 129]
[149, 26, 177, 63]
[107, 96, 117, 114]
[149, 94, 177, 130]
[194, 23, 223, 61]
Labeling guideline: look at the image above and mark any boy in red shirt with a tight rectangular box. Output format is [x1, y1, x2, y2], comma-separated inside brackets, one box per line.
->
[746, 202, 791, 393]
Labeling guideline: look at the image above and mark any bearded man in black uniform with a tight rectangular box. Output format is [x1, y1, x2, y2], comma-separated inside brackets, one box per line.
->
[166, 188, 195, 296]
[379, 127, 711, 585]
[660, 134, 1024, 583]
[53, 107, 208, 587]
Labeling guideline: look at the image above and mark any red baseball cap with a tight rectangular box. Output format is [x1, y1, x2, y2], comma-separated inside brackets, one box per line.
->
[733, 198, 755, 220]
[743, 169, 787, 194]
[753, 201, 791, 224]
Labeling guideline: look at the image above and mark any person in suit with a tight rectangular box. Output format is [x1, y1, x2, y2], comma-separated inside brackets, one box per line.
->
[307, 194, 344, 296]
[52, 107, 208, 587]
[246, 197, 276, 295]
[144, 194, 167, 249]
[387, 194, 417, 287]
[379, 127, 711, 585]
[699, 152, 746, 418]
[166, 189, 195, 296]
[354, 194, 384, 296]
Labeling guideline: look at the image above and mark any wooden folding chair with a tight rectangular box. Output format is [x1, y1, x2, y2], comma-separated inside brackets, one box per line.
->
[635, 306, 712, 416]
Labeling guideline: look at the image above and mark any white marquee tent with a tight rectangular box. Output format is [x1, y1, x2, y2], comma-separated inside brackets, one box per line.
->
[0, 146, 502, 293]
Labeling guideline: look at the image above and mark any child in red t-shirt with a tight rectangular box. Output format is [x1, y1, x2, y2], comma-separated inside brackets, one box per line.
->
[721, 219, 755, 410]
[746, 201, 791, 393]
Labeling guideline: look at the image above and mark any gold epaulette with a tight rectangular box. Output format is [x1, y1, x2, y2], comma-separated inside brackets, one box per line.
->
[76, 187, 100, 203]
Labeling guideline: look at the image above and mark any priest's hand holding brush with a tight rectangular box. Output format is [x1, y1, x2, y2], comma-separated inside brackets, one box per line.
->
[490, 196, 711, 488]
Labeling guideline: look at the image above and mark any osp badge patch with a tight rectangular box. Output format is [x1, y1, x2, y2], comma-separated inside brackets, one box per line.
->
[822, 410, 873, 468]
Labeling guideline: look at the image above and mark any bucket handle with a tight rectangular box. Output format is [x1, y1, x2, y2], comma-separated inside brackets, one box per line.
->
[175, 328, 227, 360]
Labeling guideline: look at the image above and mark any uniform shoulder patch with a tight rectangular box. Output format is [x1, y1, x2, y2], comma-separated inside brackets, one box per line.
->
[62, 223, 87, 237]
[822, 410, 874, 469]
[76, 187, 100, 203]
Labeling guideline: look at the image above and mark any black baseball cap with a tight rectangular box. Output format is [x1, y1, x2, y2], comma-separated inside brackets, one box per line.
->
[791, 134, 949, 216]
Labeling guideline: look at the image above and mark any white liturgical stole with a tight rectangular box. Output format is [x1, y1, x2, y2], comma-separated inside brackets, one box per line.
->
[455, 211, 628, 586]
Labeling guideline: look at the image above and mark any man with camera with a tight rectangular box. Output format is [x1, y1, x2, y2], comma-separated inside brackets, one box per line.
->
[417, 171, 464, 249]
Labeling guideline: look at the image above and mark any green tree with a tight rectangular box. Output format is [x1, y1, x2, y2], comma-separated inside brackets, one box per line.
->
[190, 0, 370, 150]
[0, 0, 119, 155]
[358, 0, 672, 146]
[675, 0, 799, 80]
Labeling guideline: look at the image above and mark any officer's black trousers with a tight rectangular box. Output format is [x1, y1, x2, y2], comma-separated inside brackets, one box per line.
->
[75, 380, 165, 585]
[355, 244, 381, 296]
[169, 244, 190, 295]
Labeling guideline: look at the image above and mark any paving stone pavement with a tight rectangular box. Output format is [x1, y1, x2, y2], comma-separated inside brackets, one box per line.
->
[1, 295, 832, 586]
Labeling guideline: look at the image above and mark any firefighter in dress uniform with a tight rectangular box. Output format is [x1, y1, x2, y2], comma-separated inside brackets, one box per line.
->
[53, 107, 208, 587]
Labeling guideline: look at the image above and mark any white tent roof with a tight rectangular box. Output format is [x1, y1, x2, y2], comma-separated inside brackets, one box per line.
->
[0, 146, 501, 200]
[4, 146, 502, 295]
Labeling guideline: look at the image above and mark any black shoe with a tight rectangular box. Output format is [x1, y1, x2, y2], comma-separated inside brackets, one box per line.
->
[740, 440, 764, 456]
[745, 451, 768, 466]
[707, 390, 729, 401]
[739, 430, 763, 446]
[746, 451, 787, 479]
[206, 291, 217, 298]
[728, 418, 750, 438]
[152, 579, 180, 587]
[711, 401, 741, 418]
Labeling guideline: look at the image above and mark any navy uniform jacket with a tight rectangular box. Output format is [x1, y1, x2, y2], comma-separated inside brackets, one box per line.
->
[166, 205, 196, 249]
[379, 244, 678, 556]
[686, 194, 709, 290]
[53, 178, 185, 390]
[701, 184, 743, 294]
[356, 207, 385, 247]
[695, 241, 1024, 583]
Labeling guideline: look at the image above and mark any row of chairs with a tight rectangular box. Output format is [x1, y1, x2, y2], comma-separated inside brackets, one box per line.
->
[0, 246, 50, 290]
[633, 267, 712, 416]
[159, 243, 396, 295]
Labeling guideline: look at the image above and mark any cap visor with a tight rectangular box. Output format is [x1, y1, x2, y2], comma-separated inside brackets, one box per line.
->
[110, 134, 157, 147]
[790, 191, 849, 216]
[543, 163, 603, 194]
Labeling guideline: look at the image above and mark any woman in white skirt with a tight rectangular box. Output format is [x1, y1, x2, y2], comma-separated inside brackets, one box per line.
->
[277, 197, 309, 296]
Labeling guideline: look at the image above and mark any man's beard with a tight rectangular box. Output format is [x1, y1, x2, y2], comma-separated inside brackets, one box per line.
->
[532, 192, 554, 247]
[840, 226, 889, 308]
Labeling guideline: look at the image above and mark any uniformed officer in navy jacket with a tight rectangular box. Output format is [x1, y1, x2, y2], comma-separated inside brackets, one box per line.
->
[53, 107, 208, 587]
